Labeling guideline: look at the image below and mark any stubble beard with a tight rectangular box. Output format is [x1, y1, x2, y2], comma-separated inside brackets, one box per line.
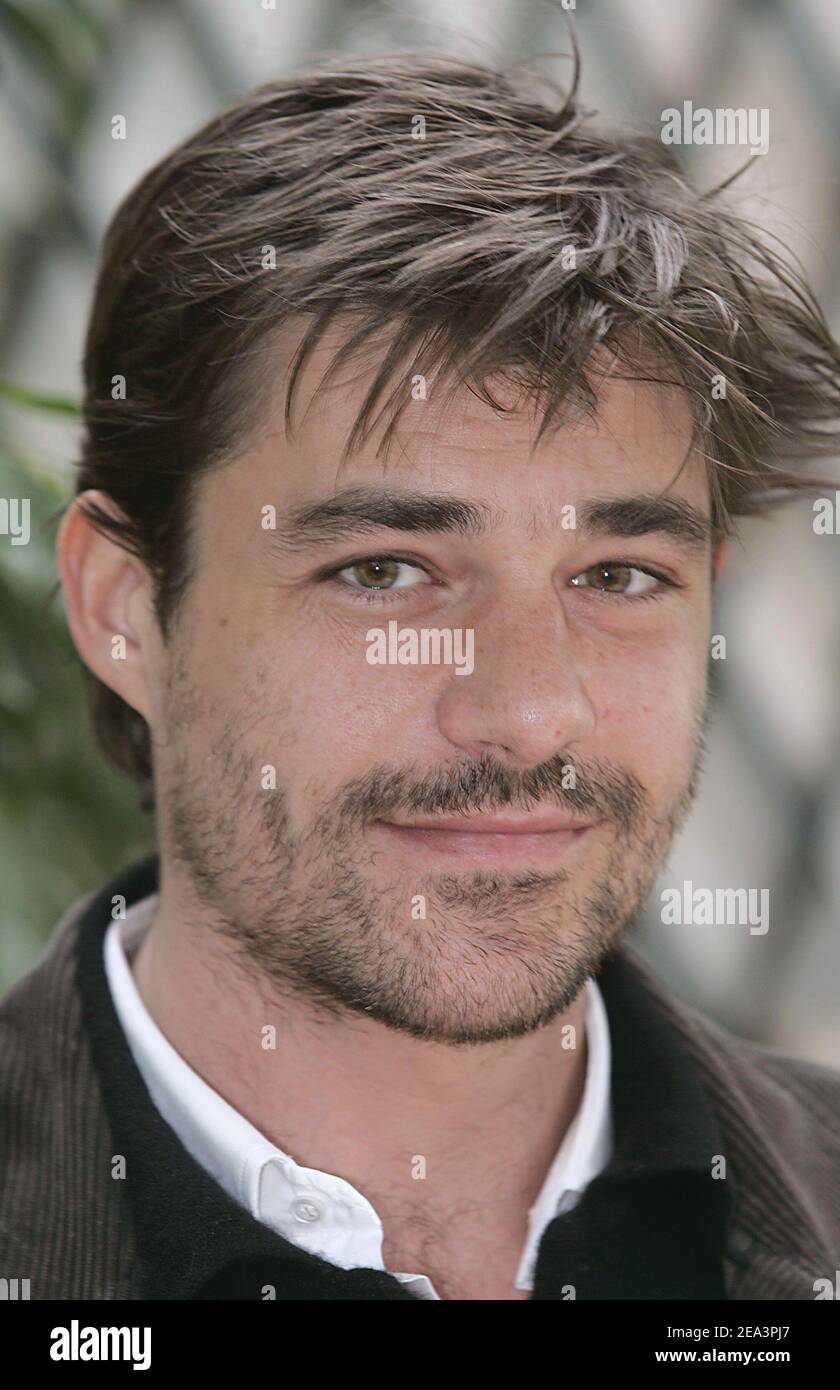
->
[158, 690, 707, 1045]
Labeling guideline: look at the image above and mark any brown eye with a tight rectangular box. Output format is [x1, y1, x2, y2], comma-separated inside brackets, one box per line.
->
[570, 564, 660, 597]
[587, 564, 632, 592]
[352, 558, 401, 589]
[336, 556, 431, 593]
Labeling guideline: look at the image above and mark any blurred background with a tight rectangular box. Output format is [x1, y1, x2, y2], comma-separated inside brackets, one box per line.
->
[1, 0, 839, 1063]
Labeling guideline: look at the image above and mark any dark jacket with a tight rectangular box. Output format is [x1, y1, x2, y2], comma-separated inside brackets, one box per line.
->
[1, 853, 839, 1300]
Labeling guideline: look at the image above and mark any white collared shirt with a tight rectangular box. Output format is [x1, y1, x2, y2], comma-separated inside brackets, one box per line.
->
[104, 893, 613, 1299]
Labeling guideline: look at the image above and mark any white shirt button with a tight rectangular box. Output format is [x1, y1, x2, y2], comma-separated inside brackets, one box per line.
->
[292, 1196, 325, 1223]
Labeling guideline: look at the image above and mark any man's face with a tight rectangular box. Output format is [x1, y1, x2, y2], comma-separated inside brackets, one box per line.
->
[146, 323, 717, 1044]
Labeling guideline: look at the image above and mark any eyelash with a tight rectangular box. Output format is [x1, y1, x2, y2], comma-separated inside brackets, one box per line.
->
[570, 558, 678, 604]
[319, 553, 680, 605]
[321, 553, 434, 605]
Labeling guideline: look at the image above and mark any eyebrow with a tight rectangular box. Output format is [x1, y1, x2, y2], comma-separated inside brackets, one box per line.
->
[578, 496, 713, 554]
[272, 486, 712, 555]
[273, 488, 498, 551]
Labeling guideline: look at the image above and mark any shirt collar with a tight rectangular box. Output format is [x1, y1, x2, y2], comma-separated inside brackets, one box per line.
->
[518, 975, 612, 1286]
[104, 896, 280, 1213]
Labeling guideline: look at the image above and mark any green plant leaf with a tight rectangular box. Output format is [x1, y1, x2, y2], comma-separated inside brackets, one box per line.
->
[0, 380, 81, 416]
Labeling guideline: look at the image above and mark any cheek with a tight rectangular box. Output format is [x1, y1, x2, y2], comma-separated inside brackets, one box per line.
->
[297, 647, 422, 761]
[206, 615, 414, 809]
[584, 633, 708, 787]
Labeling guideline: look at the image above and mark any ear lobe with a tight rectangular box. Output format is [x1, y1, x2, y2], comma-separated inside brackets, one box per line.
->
[56, 491, 155, 721]
[712, 538, 727, 578]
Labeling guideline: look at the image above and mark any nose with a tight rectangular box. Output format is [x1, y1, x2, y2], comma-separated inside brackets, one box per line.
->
[435, 589, 596, 768]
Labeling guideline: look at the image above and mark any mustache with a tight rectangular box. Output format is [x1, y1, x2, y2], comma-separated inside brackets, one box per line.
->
[325, 750, 650, 839]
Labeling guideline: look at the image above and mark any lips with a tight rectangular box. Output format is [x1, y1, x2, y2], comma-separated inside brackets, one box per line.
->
[378, 811, 594, 834]
[372, 811, 596, 867]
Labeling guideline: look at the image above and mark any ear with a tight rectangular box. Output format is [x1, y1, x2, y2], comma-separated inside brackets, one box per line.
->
[712, 537, 727, 580]
[56, 490, 158, 722]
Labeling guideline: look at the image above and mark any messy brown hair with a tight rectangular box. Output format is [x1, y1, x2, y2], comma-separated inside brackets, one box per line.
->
[73, 46, 840, 794]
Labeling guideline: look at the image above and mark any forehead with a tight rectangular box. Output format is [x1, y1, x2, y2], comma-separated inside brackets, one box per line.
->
[234, 314, 708, 520]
